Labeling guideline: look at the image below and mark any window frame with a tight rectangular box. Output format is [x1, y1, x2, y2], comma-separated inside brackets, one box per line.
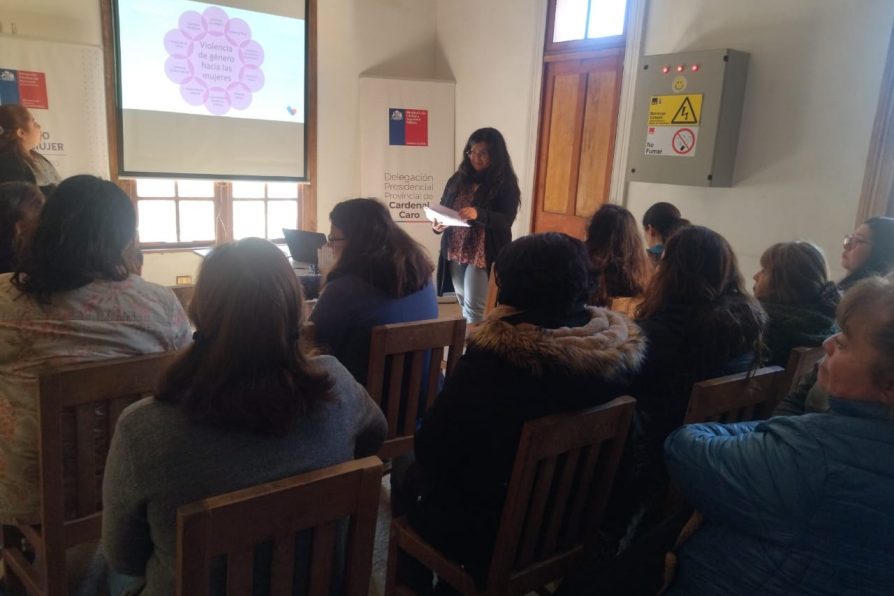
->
[100, 0, 319, 249]
[118, 178, 307, 250]
[545, 0, 629, 56]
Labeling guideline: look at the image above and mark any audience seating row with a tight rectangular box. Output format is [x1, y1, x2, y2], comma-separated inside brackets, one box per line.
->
[0, 332, 823, 596]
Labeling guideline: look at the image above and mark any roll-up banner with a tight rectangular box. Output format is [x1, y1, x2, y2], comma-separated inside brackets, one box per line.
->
[0, 36, 109, 180]
[359, 76, 455, 266]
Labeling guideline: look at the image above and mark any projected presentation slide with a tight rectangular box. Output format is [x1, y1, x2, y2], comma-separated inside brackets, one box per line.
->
[117, 0, 305, 123]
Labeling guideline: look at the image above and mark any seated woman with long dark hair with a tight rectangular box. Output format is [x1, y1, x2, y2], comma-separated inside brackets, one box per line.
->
[838, 216, 894, 291]
[102, 238, 387, 595]
[0, 175, 190, 525]
[585, 203, 652, 315]
[665, 275, 894, 595]
[614, 226, 766, 534]
[403, 232, 647, 588]
[0, 181, 44, 273]
[753, 240, 839, 366]
[310, 198, 438, 383]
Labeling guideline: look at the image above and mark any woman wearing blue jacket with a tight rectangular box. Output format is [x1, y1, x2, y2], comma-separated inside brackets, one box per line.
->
[664, 275, 894, 595]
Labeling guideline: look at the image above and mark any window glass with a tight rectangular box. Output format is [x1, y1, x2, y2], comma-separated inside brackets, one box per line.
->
[178, 200, 216, 242]
[553, 0, 626, 42]
[267, 182, 300, 199]
[137, 200, 177, 242]
[135, 179, 175, 198]
[553, 0, 588, 42]
[233, 200, 266, 239]
[232, 181, 266, 199]
[267, 201, 298, 239]
[587, 0, 626, 38]
[176, 179, 215, 198]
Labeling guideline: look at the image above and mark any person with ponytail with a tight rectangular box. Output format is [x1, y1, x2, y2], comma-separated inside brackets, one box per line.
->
[753, 241, 840, 366]
[310, 198, 438, 384]
[642, 201, 688, 265]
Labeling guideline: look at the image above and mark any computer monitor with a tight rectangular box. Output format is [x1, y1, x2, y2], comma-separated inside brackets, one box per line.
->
[283, 229, 327, 271]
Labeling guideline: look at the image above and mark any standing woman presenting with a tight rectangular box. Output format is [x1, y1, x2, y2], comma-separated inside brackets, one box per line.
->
[433, 127, 520, 324]
[0, 105, 62, 194]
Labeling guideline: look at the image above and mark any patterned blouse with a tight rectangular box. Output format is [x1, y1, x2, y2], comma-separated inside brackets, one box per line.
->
[0, 274, 191, 524]
[445, 185, 487, 269]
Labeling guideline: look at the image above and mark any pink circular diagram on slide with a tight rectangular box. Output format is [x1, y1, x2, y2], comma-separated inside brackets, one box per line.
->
[163, 6, 265, 115]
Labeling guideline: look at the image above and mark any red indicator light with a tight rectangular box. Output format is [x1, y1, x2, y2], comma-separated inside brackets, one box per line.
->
[691, 64, 700, 72]
[661, 65, 670, 74]
[676, 64, 685, 72]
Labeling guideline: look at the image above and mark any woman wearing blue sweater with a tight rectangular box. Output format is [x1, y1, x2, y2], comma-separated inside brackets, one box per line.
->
[665, 275, 894, 596]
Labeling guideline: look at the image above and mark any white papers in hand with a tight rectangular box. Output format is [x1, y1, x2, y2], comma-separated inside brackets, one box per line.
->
[424, 204, 469, 227]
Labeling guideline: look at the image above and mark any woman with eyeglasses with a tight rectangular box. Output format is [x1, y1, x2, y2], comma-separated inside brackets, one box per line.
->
[310, 198, 438, 384]
[432, 127, 521, 324]
[839, 216, 894, 292]
[0, 104, 61, 194]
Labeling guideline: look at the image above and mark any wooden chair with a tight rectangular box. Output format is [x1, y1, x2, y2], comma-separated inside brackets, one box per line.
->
[169, 284, 195, 312]
[779, 346, 825, 400]
[365, 318, 466, 460]
[386, 396, 636, 595]
[176, 456, 383, 596]
[1, 352, 177, 596]
[683, 366, 786, 425]
[484, 263, 498, 316]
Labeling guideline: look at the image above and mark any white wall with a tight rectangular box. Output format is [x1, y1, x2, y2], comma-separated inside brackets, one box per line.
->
[624, 0, 894, 281]
[434, 1, 545, 240]
[316, 0, 444, 230]
[1, 0, 100, 45]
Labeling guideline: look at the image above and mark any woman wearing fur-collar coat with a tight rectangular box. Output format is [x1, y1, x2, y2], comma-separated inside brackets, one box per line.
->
[405, 233, 647, 587]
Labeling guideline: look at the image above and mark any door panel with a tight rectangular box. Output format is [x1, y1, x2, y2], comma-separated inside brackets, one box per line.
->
[533, 48, 624, 238]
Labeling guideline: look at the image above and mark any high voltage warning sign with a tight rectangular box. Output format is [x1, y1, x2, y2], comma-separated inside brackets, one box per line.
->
[648, 94, 703, 126]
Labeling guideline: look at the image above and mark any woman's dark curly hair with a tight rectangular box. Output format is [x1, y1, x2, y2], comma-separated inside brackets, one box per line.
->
[12, 175, 135, 304]
[637, 225, 766, 377]
[0, 181, 44, 274]
[495, 232, 593, 315]
[326, 198, 434, 297]
[457, 127, 519, 190]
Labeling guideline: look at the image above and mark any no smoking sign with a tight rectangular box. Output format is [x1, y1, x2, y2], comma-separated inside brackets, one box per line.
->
[644, 125, 698, 158]
[672, 128, 695, 155]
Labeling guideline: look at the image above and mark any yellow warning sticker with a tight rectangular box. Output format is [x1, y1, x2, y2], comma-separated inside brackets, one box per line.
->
[648, 94, 703, 126]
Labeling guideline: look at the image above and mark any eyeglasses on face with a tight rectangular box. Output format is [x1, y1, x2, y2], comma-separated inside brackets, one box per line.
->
[326, 235, 346, 244]
[465, 149, 489, 160]
[843, 234, 871, 250]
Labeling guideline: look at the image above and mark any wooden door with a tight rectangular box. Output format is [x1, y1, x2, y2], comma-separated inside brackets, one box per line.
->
[532, 48, 624, 237]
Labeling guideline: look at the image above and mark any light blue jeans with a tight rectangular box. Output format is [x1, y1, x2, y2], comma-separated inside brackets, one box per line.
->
[449, 261, 489, 324]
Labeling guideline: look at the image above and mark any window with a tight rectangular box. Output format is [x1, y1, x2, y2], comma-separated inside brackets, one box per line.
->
[123, 179, 304, 248]
[100, 0, 319, 248]
[231, 181, 300, 241]
[547, 0, 628, 52]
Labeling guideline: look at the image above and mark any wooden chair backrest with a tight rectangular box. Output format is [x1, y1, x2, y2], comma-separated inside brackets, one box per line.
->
[365, 318, 466, 459]
[484, 263, 498, 316]
[486, 396, 636, 594]
[176, 457, 383, 596]
[8, 352, 178, 596]
[779, 345, 825, 399]
[684, 366, 786, 425]
[169, 284, 195, 312]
